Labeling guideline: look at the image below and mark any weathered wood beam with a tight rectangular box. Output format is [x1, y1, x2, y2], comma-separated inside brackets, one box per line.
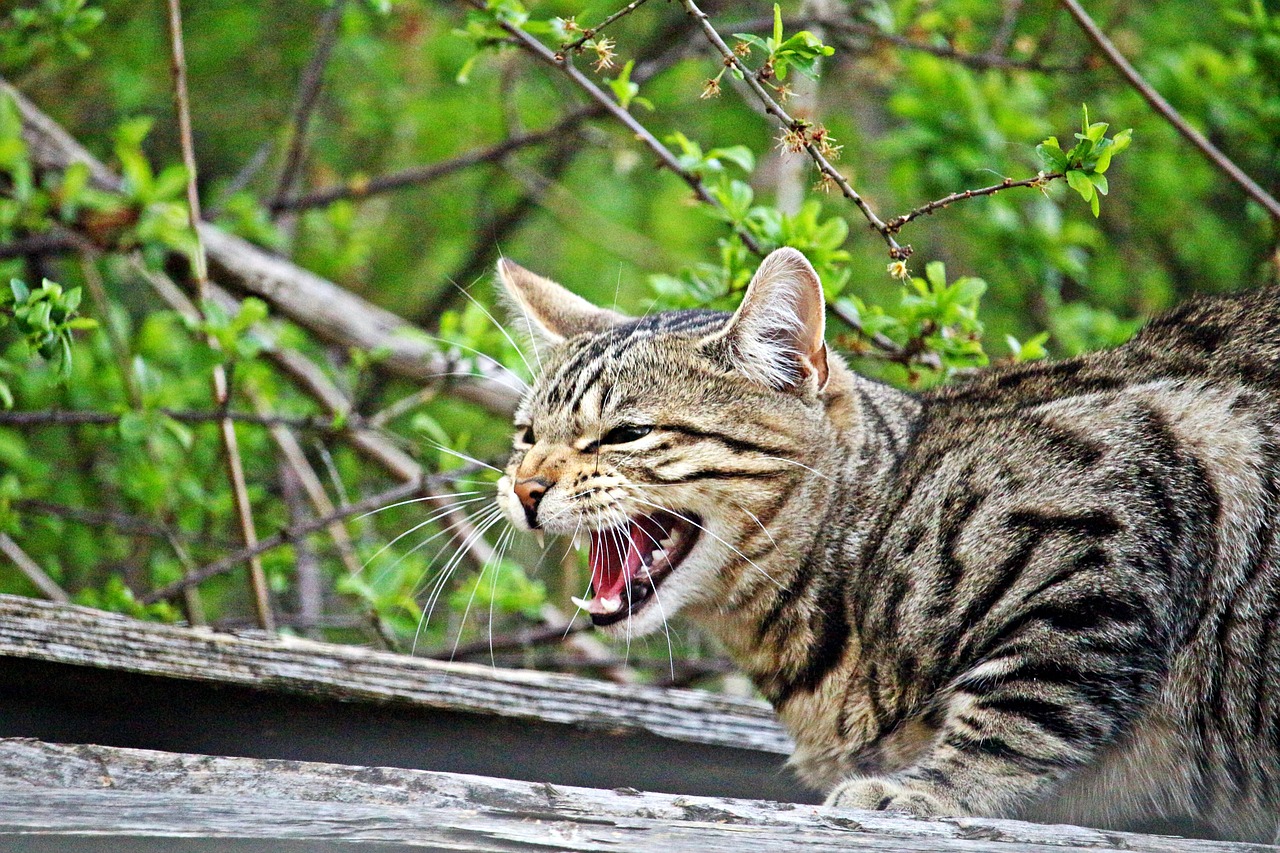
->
[0, 78, 523, 417]
[0, 594, 788, 755]
[0, 739, 1264, 852]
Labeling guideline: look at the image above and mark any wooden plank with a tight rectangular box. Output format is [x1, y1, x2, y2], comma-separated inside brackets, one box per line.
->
[0, 740, 1266, 852]
[0, 594, 789, 755]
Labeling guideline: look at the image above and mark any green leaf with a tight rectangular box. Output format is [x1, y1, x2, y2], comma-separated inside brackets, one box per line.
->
[8, 278, 29, 303]
[1065, 169, 1095, 201]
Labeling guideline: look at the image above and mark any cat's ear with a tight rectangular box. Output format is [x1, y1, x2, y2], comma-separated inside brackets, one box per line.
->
[496, 258, 626, 348]
[704, 247, 829, 393]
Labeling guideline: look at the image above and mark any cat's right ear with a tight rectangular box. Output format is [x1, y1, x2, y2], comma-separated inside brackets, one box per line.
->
[701, 247, 829, 394]
[496, 258, 626, 349]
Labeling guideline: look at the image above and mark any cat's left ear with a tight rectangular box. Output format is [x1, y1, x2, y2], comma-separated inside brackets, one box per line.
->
[703, 247, 829, 393]
[496, 258, 627, 348]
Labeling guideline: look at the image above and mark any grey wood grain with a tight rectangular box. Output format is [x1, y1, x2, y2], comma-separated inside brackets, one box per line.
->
[0, 740, 1269, 852]
[0, 594, 791, 755]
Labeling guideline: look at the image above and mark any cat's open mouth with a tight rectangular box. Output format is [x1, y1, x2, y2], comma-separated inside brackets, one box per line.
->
[570, 509, 701, 626]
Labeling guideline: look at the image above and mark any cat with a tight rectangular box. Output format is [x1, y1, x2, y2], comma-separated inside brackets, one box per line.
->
[493, 247, 1280, 842]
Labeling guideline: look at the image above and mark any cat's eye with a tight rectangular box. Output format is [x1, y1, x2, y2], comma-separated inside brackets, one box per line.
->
[516, 425, 535, 445]
[602, 424, 653, 445]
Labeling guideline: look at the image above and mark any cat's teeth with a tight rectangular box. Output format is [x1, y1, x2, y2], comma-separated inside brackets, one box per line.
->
[570, 595, 592, 611]
[534, 531, 546, 549]
[650, 548, 669, 565]
[574, 532, 586, 551]
[659, 537, 673, 548]
[600, 595, 622, 614]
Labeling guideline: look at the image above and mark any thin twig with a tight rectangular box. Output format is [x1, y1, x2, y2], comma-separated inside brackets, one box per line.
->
[559, 0, 652, 53]
[140, 478, 427, 604]
[1058, 0, 1280, 221]
[474, 0, 764, 256]
[679, 0, 907, 258]
[272, 0, 349, 210]
[0, 232, 78, 260]
[885, 172, 1063, 233]
[167, 0, 274, 631]
[271, 114, 587, 212]
[0, 533, 70, 603]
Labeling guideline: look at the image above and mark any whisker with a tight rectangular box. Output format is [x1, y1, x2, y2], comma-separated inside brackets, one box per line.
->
[418, 439, 504, 473]
[449, 274, 539, 378]
[363, 495, 494, 578]
[758, 456, 836, 483]
[415, 506, 506, 654]
[487, 525, 516, 667]
[355, 490, 488, 521]
[442, 511, 512, 659]
[417, 370, 528, 391]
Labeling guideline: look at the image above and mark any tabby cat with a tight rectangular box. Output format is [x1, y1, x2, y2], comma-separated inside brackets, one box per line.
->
[493, 247, 1280, 842]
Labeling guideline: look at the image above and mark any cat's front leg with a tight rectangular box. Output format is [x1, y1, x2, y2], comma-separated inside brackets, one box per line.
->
[825, 645, 1161, 818]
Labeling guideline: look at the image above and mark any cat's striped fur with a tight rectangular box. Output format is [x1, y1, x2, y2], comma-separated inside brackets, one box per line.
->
[494, 248, 1280, 841]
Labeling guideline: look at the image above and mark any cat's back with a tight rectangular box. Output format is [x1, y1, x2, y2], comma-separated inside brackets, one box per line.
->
[922, 284, 1280, 414]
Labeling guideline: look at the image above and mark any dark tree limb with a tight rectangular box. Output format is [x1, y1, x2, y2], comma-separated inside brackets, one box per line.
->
[1058, 0, 1280, 221]
[271, 0, 349, 209]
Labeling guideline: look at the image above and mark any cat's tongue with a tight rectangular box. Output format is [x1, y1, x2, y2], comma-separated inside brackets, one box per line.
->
[585, 516, 665, 613]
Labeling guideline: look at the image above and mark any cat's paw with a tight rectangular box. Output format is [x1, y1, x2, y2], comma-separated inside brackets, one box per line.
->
[824, 777, 958, 818]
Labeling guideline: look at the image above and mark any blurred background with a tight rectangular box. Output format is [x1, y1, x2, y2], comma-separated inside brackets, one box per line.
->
[0, 0, 1276, 689]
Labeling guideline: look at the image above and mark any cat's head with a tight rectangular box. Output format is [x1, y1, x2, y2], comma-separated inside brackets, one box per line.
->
[495, 248, 840, 637]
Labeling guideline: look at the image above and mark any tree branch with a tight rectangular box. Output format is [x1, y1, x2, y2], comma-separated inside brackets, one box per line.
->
[559, 0, 652, 53]
[2, 77, 524, 417]
[0, 533, 70, 603]
[167, 0, 273, 631]
[885, 173, 1063, 233]
[1058, 0, 1280, 221]
[271, 0, 349, 209]
[679, 0, 907, 258]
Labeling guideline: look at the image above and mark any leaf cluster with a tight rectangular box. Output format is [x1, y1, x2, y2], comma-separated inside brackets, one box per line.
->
[1037, 106, 1133, 217]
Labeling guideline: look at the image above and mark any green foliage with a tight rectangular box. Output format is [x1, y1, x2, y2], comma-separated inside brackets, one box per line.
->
[0, 0, 104, 67]
[1037, 106, 1133, 217]
[607, 60, 652, 112]
[838, 262, 989, 383]
[0, 277, 96, 399]
[732, 5, 835, 81]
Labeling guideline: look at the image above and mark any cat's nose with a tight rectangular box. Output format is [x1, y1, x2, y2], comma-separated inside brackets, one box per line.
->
[513, 477, 550, 528]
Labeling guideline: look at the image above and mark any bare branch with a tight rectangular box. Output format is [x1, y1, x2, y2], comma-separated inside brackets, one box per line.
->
[679, 0, 907, 258]
[474, 0, 764, 256]
[272, 0, 349, 209]
[0, 533, 70, 603]
[270, 112, 588, 212]
[886, 173, 1064, 233]
[560, 0, 652, 53]
[1058, 0, 1280, 221]
[0, 407, 354, 432]
[167, 0, 273, 631]
[0, 232, 78, 260]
